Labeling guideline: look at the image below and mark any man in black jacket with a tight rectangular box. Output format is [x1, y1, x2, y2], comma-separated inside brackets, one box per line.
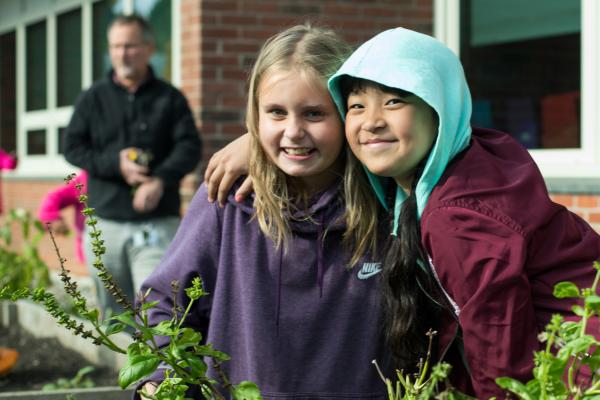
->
[64, 14, 201, 314]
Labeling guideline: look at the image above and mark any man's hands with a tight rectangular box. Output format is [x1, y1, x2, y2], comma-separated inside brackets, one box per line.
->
[120, 147, 163, 213]
[204, 133, 253, 207]
[133, 177, 164, 213]
[120, 147, 150, 186]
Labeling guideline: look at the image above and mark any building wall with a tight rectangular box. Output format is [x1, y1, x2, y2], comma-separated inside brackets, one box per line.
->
[2, 0, 599, 279]
[193, 0, 434, 160]
[551, 194, 600, 233]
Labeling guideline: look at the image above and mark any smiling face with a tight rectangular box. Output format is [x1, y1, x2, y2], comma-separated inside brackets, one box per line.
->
[345, 83, 438, 193]
[257, 68, 345, 194]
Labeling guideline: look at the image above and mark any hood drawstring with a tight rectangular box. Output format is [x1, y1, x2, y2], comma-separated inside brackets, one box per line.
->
[275, 245, 283, 333]
[316, 213, 325, 298]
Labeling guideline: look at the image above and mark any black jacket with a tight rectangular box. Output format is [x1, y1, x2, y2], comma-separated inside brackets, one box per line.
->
[63, 68, 202, 221]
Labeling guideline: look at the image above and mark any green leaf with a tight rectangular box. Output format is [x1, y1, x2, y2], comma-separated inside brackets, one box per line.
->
[194, 343, 230, 361]
[586, 295, 600, 313]
[84, 308, 99, 322]
[583, 349, 600, 372]
[495, 377, 532, 400]
[185, 277, 207, 300]
[232, 381, 262, 400]
[176, 328, 202, 349]
[142, 300, 160, 311]
[105, 322, 126, 336]
[113, 312, 153, 339]
[151, 320, 177, 336]
[572, 305, 586, 317]
[118, 354, 160, 389]
[560, 335, 597, 355]
[554, 282, 580, 299]
[153, 377, 188, 400]
[112, 311, 139, 328]
[179, 354, 207, 379]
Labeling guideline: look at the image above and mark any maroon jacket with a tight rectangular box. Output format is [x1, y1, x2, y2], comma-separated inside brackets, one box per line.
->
[422, 128, 600, 399]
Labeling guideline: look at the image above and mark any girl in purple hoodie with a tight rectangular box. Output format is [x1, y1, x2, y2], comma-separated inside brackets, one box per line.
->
[138, 24, 393, 399]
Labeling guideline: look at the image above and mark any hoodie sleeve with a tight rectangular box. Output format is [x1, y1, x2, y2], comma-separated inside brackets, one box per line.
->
[0, 149, 17, 170]
[133, 184, 221, 395]
[37, 173, 85, 223]
[422, 205, 536, 400]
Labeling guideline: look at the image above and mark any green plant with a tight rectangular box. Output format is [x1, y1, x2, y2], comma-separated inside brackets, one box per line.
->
[373, 330, 474, 400]
[496, 261, 600, 400]
[0, 174, 261, 400]
[42, 365, 96, 391]
[0, 208, 50, 290]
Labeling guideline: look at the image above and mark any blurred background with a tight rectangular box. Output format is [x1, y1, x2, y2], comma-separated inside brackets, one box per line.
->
[0, 0, 598, 276]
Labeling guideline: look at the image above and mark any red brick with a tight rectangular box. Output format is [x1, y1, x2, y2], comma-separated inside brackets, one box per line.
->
[203, 55, 239, 66]
[240, 1, 279, 14]
[221, 15, 259, 25]
[221, 68, 248, 81]
[576, 195, 599, 209]
[203, 0, 238, 12]
[551, 194, 575, 208]
[321, 5, 360, 16]
[203, 28, 239, 39]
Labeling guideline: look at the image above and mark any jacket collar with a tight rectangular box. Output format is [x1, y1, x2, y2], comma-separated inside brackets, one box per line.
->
[108, 66, 156, 93]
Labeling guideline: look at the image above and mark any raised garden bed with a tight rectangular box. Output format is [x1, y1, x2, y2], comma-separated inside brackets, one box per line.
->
[0, 300, 134, 399]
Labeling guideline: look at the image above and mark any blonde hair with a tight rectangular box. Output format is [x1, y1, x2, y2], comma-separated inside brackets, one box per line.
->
[247, 24, 379, 266]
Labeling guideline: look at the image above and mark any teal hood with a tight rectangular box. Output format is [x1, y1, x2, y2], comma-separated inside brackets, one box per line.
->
[328, 27, 472, 234]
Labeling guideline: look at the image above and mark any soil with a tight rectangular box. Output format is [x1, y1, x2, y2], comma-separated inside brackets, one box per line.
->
[0, 324, 118, 392]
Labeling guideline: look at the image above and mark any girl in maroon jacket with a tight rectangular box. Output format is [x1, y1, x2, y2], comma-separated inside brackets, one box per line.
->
[327, 27, 600, 398]
[209, 27, 600, 399]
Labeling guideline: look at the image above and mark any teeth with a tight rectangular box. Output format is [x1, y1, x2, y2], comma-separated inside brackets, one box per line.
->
[285, 148, 311, 155]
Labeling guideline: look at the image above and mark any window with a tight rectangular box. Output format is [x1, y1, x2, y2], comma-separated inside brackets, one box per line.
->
[93, 0, 123, 81]
[0, 31, 17, 153]
[58, 127, 67, 154]
[436, 0, 600, 180]
[26, 129, 46, 155]
[135, 0, 172, 81]
[0, 0, 176, 177]
[26, 20, 47, 111]
[57, 9, 82, 107]
[461, 0, 580, 150]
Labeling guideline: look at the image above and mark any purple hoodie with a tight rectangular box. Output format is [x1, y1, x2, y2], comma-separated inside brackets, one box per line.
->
[139, 180, 393, 399]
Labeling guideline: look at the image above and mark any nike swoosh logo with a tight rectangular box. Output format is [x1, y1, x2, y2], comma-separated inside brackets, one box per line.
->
[357, 263, 382, 280]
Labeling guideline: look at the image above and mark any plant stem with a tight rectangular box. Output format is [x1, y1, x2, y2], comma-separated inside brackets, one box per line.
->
[91, 323, 126, 354]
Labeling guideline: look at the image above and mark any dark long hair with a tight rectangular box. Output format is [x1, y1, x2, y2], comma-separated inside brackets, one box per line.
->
[381, 163, 439, 368]
[339, 76, 440, 367]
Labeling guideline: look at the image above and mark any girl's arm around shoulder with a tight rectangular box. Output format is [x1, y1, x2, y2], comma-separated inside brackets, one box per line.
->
[422, 205, 536, 400]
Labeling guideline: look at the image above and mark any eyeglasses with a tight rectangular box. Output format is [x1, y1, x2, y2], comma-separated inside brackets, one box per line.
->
[109, 43, 146, 51]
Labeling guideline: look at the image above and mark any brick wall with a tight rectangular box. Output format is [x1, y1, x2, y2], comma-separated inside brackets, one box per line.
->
[551, 194, 600, 232]
[1, 178, 87, 276]
[191, 0, 434, 167]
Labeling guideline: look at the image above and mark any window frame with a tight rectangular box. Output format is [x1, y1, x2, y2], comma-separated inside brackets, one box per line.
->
[0, 0, 180, 178]
[434, 0, 600, 180]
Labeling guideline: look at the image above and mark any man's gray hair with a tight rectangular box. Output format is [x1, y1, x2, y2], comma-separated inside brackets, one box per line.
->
[108, 14, 155, 45]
